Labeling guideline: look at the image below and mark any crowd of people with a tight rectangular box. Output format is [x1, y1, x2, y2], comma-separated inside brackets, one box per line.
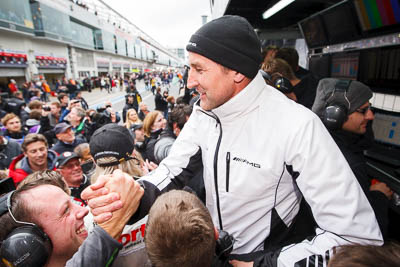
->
[0, 14, 399, 267]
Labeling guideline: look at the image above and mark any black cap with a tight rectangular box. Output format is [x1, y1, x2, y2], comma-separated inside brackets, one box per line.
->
[54, 122, 72, 135]
[55, 151, 80, 168]
[186, 15, 262, 79]
[90, 124, 135, 167]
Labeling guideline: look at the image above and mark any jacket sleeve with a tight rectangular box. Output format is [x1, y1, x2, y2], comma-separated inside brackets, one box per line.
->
[153, 136, 174, 164]
[254, 116, 383, 267]
[59, 109, 70, 122]
[140, 110, 203, 192]
[65, 226, 122, 267]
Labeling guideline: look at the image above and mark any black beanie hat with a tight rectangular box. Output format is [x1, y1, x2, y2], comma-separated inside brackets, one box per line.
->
[186, 15, 262, 79]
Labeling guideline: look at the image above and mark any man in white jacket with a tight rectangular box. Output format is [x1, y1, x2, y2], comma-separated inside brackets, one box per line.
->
[84, 15, 383, 267]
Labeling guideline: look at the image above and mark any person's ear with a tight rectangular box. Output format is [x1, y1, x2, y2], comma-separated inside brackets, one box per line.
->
[233, 72, 245, 83]
[214, 227, 219, 241]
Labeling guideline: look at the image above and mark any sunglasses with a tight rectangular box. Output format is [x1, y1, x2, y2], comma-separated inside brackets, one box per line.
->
[355, 103, 372, 115]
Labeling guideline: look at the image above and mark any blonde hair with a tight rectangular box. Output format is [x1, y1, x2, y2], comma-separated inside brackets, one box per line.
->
[91, 152, 144, 183]
[125, 109, 142, 129]
[1, 113, 19, 127]
[143, 111, 162, 137]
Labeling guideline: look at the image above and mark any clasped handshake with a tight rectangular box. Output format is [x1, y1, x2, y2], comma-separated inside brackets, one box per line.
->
[81, 169, 144, 239]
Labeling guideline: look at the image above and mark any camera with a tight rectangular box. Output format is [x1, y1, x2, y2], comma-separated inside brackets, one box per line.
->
[92, 107, 112, 126]
[125, 93, 135, 104]
[215, 230, 235, 259]
[43, 105, 51, 112]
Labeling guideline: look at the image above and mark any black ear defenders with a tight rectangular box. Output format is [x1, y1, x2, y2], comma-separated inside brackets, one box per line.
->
[322, 80, 352, 130]
[260, 70, 294, 94]
[0, 191, 52, 267]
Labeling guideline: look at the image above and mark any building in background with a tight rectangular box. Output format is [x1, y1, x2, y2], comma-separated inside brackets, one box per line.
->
[0, 0, 183, 87]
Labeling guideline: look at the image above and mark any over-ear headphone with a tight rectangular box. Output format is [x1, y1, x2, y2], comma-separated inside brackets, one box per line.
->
[0, 191, 52, 267]
[322, 80, 352, 130]
[260, 70, 294, 94]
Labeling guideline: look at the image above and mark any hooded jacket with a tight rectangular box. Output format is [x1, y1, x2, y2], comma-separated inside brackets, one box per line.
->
[141, 72, 383, 266]
[9, 150, 57, 185]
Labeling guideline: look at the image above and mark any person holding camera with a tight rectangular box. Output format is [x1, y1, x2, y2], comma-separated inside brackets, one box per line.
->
[59, 98, 83, 123]
[47, 102, 61, 127]
[154, 88, 169, 119]
[75, 92, 89, 110]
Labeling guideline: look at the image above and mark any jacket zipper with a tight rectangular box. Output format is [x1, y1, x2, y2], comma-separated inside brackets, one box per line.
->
[213, 115, 224, 230]
[226, 152, 230, 192]
[199, 109, 224, 230]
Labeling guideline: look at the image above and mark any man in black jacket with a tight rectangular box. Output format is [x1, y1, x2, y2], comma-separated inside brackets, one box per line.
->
[51, 123, 85, 155]
[154, 88, 168, 118]
[312, 78, 393, 238]
[122, 91, 141, 122]
[0, 136, 21, 169]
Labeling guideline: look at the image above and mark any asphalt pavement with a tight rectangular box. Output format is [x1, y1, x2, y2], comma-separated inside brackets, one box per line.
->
[49, 78, 182, 118]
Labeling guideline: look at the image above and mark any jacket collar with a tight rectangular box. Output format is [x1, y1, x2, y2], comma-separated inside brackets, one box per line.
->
[330, 126, 374, 153]
[195, 72, 266, 121]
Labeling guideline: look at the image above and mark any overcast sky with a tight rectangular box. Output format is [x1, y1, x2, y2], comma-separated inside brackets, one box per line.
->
[103, 0, 212, 49]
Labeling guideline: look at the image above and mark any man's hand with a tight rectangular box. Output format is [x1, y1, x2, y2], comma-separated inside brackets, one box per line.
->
[142, 159, 158, 174]
[41, 109, 50, 117]
[81, 171, 144, 238]
[98, 170, 144, 239]
[370, 182, 393, 199]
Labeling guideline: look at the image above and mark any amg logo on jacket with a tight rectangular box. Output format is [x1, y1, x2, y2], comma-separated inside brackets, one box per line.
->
[232, 157, 261, 168]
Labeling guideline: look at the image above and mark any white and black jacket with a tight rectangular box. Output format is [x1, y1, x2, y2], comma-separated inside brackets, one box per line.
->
[141, 72, 383, 266]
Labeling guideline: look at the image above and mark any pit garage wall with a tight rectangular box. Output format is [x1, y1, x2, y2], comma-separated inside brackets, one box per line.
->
[0, 29, 70, 81]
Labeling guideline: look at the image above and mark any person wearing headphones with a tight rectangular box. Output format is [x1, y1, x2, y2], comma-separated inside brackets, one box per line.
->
[261, 58, 298, 102]
[312, 78, 392, 238]
[0, 169, 143, 267]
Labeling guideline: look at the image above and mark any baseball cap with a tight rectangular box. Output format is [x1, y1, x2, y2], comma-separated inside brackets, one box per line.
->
[55, 151, 80, 168]
[89, 124, 135, 167]
[54, 122, 72, 135]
